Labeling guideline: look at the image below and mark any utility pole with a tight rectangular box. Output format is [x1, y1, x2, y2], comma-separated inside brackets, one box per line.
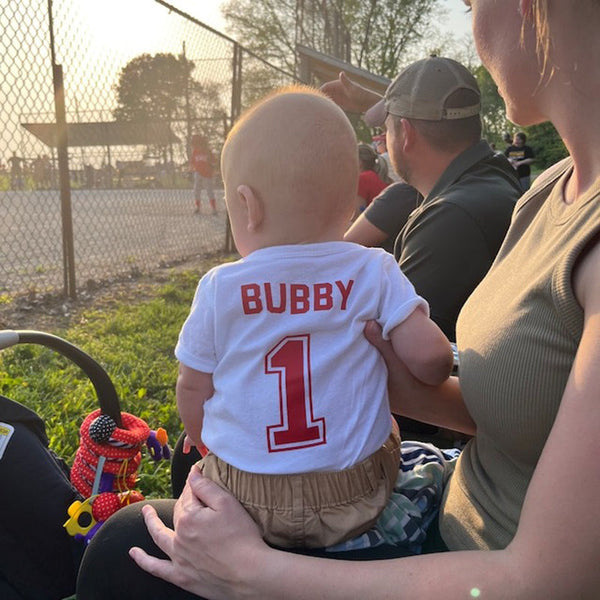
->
[183, 41, 192, 161]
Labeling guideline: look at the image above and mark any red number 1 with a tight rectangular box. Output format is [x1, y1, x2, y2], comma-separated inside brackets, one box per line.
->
[265, 335, 326, 452]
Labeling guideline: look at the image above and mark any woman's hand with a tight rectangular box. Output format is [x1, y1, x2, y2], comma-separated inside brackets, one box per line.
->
[320, 72, 382, 114]
[129, 465, 268, 600]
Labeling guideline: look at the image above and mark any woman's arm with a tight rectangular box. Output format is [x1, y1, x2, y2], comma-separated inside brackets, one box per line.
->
[130, 470, 510, 600]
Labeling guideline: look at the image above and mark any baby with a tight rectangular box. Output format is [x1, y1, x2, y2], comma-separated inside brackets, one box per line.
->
[175, 86, 453, 549]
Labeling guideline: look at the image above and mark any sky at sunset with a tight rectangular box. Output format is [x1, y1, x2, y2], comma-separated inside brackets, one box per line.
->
[75, 0, 473, 70]
[183, 0, 473, 41]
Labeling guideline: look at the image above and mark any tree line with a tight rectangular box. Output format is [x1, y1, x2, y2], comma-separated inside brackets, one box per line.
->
[112, 0, 566, 171]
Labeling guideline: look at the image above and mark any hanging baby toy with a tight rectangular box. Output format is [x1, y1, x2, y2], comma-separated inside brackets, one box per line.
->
[0, 330, 170, 545]
[66, 410, 170, 544]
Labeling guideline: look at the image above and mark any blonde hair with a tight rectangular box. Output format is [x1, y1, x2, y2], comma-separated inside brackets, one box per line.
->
[222, 85, 359, 235]
[223, 85, 357, 191]
[521, 0, 552, 80]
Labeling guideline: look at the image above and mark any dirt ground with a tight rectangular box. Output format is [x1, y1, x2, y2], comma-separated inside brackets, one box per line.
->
[0, 254, 228, 333]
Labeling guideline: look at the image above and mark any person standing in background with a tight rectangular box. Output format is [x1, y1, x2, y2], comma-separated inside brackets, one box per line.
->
[356, 143, 389, 215]
[373, 134, 401, 182]
[8, 152, 24, 190]
[189, 134, 216, 214]
[505, 131, 535, 191]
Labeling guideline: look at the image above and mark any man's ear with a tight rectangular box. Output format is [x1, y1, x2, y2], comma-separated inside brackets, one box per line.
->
[400, 118, 416, 152]
[237, 184, 264, 232]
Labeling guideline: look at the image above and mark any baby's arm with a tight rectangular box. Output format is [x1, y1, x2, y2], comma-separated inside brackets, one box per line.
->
[176, 363, 214, 452]
[388, 306, 453, 386]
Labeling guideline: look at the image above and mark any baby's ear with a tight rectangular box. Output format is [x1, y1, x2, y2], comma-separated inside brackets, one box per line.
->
[237, 184, 264, 232]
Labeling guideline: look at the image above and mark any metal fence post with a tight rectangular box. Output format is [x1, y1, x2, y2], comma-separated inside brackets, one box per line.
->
[231, 43, 243, 127]
[225, 43, 244, 254]
[48, 0, 76, 298]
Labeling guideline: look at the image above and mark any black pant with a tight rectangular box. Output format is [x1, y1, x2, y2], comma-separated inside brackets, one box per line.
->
[0, 396, 83, 600]
[76, 496, 426, 600]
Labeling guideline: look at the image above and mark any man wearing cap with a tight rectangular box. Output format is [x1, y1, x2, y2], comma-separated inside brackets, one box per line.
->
[324, 56, 521, 341]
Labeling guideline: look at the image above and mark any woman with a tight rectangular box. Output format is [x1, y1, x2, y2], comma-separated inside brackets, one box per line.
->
[78, 2, 600, 597]
[356, 143, 389, 214]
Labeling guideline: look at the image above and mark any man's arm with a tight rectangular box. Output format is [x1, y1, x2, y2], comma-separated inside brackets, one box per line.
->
[320, 71, 382, 113]
[344, 212, 390, 247]
[346, 182, 420, 248]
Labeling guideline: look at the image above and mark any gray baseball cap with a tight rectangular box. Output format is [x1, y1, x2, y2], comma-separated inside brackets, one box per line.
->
[364, 56, 481, 127]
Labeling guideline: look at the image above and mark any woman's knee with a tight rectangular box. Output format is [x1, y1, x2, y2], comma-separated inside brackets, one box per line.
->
[76, 499, 177, 599]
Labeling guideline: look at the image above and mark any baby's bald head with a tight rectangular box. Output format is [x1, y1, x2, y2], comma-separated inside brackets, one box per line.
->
[222, 86, 358, 244]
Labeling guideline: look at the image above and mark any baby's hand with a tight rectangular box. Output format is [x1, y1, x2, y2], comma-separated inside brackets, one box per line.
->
[182, 434, 194, 454]
[183, 435, 209, 457]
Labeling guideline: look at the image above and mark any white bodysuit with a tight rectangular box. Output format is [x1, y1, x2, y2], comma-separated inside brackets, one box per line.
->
[175, 241, 427, 475]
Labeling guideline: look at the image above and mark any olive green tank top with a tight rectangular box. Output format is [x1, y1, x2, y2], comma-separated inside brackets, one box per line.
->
[440, 158, 600, 550]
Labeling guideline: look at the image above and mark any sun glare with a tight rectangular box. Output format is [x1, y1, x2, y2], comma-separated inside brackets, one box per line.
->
[78, 0, 171, 57]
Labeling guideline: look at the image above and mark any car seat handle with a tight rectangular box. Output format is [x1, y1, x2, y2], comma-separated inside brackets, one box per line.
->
[0, 330, 122, 427]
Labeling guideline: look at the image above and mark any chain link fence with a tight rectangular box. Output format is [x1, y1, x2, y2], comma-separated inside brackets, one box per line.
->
[0, 0, 297, 299]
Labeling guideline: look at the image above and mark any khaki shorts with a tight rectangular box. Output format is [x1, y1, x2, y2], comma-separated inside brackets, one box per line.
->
[198, 426, 400, 549]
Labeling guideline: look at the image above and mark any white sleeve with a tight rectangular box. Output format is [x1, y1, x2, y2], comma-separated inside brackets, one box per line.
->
[174, 271, 217, 373]
[378, 253, 429, 340]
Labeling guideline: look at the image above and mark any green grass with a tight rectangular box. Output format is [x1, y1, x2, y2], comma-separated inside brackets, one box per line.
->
[0, 267, 210, 499]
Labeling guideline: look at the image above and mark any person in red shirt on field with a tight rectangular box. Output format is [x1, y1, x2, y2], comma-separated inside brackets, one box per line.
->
[189, 134, 217, 214]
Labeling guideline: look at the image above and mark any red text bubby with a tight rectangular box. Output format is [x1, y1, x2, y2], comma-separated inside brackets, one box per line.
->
[241, 280, 355, 315]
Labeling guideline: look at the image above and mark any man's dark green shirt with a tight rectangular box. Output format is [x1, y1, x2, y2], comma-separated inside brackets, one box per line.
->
[392, 141, 521, 341]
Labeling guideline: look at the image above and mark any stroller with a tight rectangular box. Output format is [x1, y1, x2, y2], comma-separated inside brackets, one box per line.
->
[0, 330, 169, 600]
